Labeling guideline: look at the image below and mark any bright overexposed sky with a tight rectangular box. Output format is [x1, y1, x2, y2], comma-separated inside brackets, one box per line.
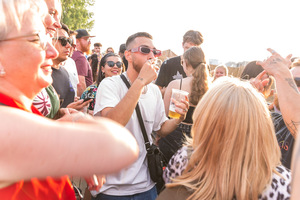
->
[89, 0, 300, 64]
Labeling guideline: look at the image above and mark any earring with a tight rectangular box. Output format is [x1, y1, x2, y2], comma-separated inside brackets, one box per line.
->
[0, 65, 5, 77]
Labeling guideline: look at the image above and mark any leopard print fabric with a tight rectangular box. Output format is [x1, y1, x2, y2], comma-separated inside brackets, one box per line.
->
[163, 146, 291, 199]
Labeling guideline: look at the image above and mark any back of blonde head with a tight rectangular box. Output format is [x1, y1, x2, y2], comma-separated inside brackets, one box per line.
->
[169, 77, 281, 200]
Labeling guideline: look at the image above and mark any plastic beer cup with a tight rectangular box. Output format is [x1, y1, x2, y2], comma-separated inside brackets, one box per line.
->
[168, 89, 189, 119]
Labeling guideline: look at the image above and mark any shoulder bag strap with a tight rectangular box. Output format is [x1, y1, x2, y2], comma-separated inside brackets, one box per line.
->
[120, 74, 151, 151]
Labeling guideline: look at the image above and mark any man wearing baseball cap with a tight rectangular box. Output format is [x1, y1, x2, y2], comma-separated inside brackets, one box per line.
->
[72, 29, 95, 97]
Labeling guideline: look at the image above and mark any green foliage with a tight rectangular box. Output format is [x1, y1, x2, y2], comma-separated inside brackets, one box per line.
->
[61, 0, 95, 31]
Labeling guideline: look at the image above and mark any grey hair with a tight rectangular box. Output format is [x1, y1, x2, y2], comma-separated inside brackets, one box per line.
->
[0, 0, 48, 40]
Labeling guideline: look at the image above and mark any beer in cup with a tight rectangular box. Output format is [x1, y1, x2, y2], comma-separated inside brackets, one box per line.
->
[168, 89, 189, 119]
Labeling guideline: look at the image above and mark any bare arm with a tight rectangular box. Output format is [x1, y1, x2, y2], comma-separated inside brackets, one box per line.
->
[157, 97, 189, 137]
[100, 77, 145, 126]
[257, 48, 299, 137]
[158, 85, 166, 98]
[163, 80, 179, 115]
[100, 61, 158, 126]
[291, 131, 300, 199]
[77, 75, 87, 97]
[0, 107, 138, 182]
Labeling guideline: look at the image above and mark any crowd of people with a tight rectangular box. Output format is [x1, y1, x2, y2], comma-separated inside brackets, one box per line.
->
[1, 0, 300, 200]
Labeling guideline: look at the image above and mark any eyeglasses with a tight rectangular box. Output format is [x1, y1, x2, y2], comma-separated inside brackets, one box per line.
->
[106, 61, 122, 68]
[294, 77, 300, 87]
[0, 32, 50, 50]
[129, 46, 161, 57]
[53, 36, 73, 47]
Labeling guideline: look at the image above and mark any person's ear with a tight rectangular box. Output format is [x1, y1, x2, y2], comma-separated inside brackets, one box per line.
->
[124, 50, 132, 63]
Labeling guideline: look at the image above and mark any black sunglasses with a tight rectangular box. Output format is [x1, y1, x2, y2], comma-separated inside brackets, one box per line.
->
[106, 61, 122, 68]
[294, 77, 300, 87]
[53, 36, 73, 47]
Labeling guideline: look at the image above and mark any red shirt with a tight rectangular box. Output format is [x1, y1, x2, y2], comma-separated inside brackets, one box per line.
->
[0, 93, 75, 200]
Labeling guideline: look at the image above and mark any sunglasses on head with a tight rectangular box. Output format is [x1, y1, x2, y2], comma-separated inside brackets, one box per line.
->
[106, 61, 122, 68]
[53, 36, 73, 47]
[129, 46, 161, 57]
[294, 77, 300, 87]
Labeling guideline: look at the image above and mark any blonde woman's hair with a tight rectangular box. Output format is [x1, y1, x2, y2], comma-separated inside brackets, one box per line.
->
[168, 77, 281, 200]
[183, 46, 210, 105]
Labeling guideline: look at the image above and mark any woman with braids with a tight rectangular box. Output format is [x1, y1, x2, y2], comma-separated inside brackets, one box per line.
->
[158, 46, 211, 163]
[158, 78, 291, 200]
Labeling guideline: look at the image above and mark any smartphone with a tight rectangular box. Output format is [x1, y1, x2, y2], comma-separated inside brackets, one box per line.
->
[83, 97, 92, 102]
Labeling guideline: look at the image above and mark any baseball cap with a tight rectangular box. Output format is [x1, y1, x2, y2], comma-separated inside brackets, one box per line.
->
[76, 29, 95, 39]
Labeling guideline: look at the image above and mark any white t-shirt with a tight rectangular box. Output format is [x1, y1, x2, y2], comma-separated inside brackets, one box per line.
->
[62, 57, 79, 96]
[93, 72, 168, 196]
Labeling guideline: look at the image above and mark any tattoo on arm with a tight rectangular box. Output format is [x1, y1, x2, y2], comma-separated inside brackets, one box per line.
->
[137, 77, 144, 81]
[285, 78, 299, 93]
[285, 120, 299, 138]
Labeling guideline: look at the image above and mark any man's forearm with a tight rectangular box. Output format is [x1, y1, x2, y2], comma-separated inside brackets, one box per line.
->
[156, 118, 182, 137]
[102, 78, 145, 126]
[77, 83, 86, 97]
[275, 72, 300, 137]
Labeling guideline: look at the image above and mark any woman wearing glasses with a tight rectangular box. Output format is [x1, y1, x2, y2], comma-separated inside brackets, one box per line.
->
[81, 53, 125, 114]
[0, 0, 138, 199]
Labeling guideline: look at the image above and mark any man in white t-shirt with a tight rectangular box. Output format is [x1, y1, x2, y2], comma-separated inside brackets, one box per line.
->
[93, 32, 189, 200]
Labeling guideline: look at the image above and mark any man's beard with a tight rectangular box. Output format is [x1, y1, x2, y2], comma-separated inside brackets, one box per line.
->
[80, 42, 91, 54]
[86, 48, 92, 55]
[132, 60, 142, 73]
[54, 56, 67, 66]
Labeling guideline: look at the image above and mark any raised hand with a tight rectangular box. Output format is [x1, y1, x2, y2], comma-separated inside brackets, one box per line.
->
[256, 48, 292, 77]
[137, 59, 159, 86]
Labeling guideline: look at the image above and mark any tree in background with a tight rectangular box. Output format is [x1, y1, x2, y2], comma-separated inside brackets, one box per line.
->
[61, 0, 95, 31]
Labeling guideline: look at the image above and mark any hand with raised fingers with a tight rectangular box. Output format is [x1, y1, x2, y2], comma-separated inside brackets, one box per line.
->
[250, 70, 270, 93]
[256, 48, 292, 77]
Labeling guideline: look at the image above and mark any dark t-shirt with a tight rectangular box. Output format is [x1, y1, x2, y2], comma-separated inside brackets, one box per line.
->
[52, 67, 75, 108]
[155, 56, 186, 88]
[72, 50, 93, 87]
[272, 112, 294, 169]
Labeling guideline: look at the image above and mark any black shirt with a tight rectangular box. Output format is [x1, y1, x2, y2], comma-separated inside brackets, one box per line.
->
[272, 112, 294, 169]
[52, 67, 75, 108]
[155, 56, 186, 88]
